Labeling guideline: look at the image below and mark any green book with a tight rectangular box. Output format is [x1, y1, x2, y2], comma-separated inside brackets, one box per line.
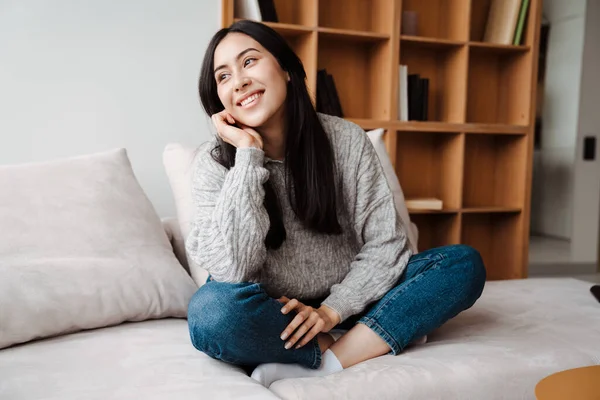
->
[513, 0, 530, 45]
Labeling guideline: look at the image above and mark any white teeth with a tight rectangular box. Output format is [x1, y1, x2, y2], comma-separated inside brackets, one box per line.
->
[240, 92, 262, 107]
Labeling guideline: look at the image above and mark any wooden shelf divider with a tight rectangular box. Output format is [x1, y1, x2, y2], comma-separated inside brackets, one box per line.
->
[318, 27, 390, 42]
[223, 0, 542, 280]
[401, 35, 465, 49]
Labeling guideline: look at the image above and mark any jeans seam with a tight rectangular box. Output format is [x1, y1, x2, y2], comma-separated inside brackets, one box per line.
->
[357, 318, 401, 355]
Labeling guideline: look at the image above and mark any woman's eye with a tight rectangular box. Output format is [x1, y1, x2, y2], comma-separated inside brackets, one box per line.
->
[218, 73, 229, 82]
[244, 57, 256, 67]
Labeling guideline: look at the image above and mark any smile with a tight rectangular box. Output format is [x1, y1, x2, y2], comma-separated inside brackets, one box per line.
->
[238, 91, 264, 108]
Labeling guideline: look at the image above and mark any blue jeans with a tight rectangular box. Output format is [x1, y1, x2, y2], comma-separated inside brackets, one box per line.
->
[187, 244, 486, 369]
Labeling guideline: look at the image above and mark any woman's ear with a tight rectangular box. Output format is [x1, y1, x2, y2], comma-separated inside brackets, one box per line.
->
[286, 72, 291, 82]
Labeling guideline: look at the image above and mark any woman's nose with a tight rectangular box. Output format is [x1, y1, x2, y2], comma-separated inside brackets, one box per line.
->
[234, 75, 251, 92]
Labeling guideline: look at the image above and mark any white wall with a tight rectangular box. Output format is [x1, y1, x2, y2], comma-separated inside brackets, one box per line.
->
[571, 0, 600, 263]
[0, 0, 219, 217]
[531, 0, 586, 239]
[531, 0, 600, 264]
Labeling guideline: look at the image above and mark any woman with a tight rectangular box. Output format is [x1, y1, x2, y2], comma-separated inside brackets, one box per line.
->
[185, 20, 486, 388]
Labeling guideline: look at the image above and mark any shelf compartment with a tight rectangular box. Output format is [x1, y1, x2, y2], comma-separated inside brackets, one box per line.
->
[285, 32, 318, 102]
[469, 0, 536, 46]
[272, 0, 318, 26]
[467, 48, 532, 125]
[463, 134, 527, 208]
[411, 213, 461, 251]
[461, 212, 524, 280]
[401, 0, 470, 41]
[318, 0, 392, 34]
[395, 131, 464, 209]
[400, 45, 468, 123]
[317, 36, 393, 120]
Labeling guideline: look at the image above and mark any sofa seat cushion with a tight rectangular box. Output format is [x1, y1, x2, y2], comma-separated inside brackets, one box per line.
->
[270, 277, 600, 400]
[0, 319, 277, 400]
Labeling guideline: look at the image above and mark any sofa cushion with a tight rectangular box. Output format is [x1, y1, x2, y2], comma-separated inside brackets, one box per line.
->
[0, 319, 277, 400]
[269, 277, 600, 399]
[163, 143, 202, 281]
[162, 128, 418, 287]
[0, 148, 198, 350]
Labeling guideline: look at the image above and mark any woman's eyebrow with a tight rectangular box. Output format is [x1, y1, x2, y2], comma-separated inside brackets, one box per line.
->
[214, 47, 260, 74]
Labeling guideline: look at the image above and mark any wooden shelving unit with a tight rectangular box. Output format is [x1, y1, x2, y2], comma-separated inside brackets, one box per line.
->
[222, 0, 542, 280]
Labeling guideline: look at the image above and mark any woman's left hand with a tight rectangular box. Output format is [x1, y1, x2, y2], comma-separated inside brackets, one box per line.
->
[278, 296, 341, 349]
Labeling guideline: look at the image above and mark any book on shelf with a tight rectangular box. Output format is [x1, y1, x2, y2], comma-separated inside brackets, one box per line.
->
[316, 69, 344, 118]
[483, 0, 529, 45]
[513, 0, 530, 45]
[398, 65, 408, 121]
[405, 72, 429, 121]
[234, 0, 279, 23]
[405, 198, 443, 210]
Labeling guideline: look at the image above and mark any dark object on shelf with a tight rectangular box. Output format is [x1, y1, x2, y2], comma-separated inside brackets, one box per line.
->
[258, 0, 278, 22]
[401, 11, 418, 35]
[325, 73, 344, 117]
[591, 285, 600, 303]
[421, 78, 429, 121]
[316, 69, 343, 118]
[407, 74, 429, 121]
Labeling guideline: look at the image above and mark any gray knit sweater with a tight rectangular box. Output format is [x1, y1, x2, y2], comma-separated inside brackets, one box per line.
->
[186, 113, 412, 322]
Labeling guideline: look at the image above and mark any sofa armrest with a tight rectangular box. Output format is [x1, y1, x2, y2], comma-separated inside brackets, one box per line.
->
[161, 217, 191, 275]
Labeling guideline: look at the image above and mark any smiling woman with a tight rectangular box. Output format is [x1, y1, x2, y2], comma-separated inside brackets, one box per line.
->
[185, 19, 486, 389]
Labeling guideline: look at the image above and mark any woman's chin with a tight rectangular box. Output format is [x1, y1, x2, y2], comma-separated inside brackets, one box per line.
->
[234, 111, 269, 129]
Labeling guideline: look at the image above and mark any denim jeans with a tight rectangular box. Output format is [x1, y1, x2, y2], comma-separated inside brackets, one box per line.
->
[187, 244, 486, 369]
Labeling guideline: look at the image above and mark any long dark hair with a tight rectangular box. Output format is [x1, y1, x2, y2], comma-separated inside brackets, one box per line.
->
[198, 20, 342, 250]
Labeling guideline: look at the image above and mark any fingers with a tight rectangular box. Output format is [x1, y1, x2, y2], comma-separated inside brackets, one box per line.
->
[278, 296, 290, 304]
[239, 124, 263, 149]
[281, 306, 315, 347]
[212, 112, 237, 146]
[280, 300, 305, 341]
[210, 113, 262, 149]
[281, 298, 299, 315]
[224, 112, 236, 125]
[295, 319, 325, 349]
[285, 312, 321, 350]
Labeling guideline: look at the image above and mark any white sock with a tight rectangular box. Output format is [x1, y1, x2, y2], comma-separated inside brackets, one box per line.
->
[250, 349, 343, 388]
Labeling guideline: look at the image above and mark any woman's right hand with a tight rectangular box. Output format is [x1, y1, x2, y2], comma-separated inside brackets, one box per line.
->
[211, 111, 263, 150]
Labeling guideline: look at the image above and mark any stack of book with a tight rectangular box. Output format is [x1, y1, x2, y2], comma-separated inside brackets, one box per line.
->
[316, 69, 344, 118]
[234, 0, 279, 22]
[483, 0, 530, 45]
[398, 65, 429, 122]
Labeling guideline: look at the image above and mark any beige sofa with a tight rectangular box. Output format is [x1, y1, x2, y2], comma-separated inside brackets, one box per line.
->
[1, 219, 598, 399]
[1, 145, 598, 399]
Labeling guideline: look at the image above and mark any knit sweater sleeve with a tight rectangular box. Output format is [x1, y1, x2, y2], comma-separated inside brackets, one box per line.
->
[321, 128, 413, 322]
[185, 144, 270, 283]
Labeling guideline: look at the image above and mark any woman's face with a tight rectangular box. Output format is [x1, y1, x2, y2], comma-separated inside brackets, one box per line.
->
[213, 32, 289, 128]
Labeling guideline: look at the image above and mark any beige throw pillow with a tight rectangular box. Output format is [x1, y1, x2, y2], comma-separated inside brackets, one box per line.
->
[0, 148, 198, 349]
